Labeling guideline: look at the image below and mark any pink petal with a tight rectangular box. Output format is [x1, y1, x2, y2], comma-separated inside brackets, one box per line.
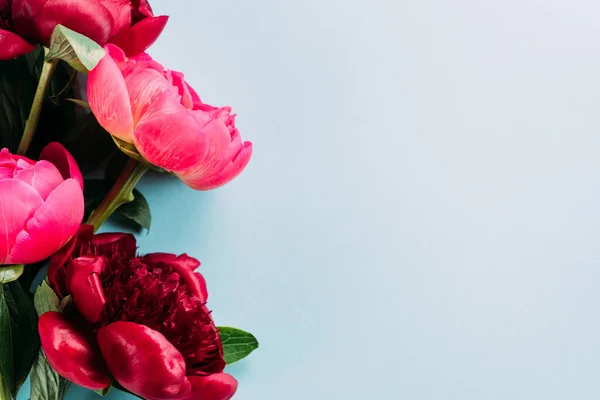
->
[109, 15, 169, 56]
[88, 51, 134, 143]
[0, 29, 34, 60]
[67, 256, 107, 325]
[124, 67, 177, 126]
[39, 142, 84, 190]
[133, 108, 208, 172]
[39, 312, 110, 390]
[13, 160, 63, 200]
[179, 374, 238, 400]
[0, 180, 43, 264]
[8, 179, 84, 265]
[97, 322, 190, 400]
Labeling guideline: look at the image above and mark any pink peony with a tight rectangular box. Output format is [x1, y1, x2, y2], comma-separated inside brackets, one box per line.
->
[0, 142, 84, 265]
[87, 44, 253, 191]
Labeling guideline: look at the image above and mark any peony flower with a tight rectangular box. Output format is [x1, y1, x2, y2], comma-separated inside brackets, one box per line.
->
[40, 227, 237, 400]
[0, 0, 167, 60]
[0, 142, 83, 265]
[88, 44, 253, 191]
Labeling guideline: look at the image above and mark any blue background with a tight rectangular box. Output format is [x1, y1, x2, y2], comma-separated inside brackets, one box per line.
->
[17, 0, 600, 399]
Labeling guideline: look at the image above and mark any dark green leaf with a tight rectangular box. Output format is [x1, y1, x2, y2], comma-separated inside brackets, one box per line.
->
[0, 285, 13, 392]
[46, 25, 105, 72]
[6, 281, 40, 396]
[0, 265, 24, 283]
[30, 350, 60, 400]
[217, 327, 259, 365]
[33, 282, 60, 317]
[94, 384, 112, 397]
[117, 189, 151, 231]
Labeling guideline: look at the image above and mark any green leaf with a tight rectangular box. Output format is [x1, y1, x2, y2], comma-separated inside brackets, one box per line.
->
[94, 384, 112, 397]
[116, 189, 151, 231]
[64, 98, 89, 108]
[0, 285, 13, 392]
[30, 350, 60, 400]
[0, 265, 24, 283]
[6, 281, 40, 397]
[46, 25, 105, 72]
[33, 282, 60, 317]
[217, 327, 259, 365]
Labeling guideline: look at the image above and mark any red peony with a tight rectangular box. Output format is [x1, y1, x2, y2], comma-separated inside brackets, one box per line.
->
[39, 225, 237, 400]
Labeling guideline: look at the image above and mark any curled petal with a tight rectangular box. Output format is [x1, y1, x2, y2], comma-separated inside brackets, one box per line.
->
[180, 374, 238, 400]
[0, 29, 34, 60]
[67, 256, 107, 324]
[39, 312, 110, 390]
[48, 224, 94, 297]
[179, 142, 253, 191]
[8, 179, 84, 265]
[88, 50, 134, 142]
[40, 142, 84, 189]
[0, 180, 43, 264]
[90, 232, 136, 258]
[140, 253, 207, 301]
[109, 15, 169, 56]
[97, 322, 190, 400]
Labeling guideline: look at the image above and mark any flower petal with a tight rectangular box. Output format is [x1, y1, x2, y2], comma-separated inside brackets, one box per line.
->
[67, 256, 106, 324]
[39, 312, 110, 390]
[133, 109, 208, 173]
[39, 142, 84, 190]
[97, 322, 190, 400]
[13, 160, 64, 200]
[48, 224, 94, 297]
[0, 29, 34, 60]
[90, 232, 136, 258]
[0, 180, 43, 264]
[179, 374, 238, 400]
[140, 253, 207, 301]
[109, 15, 168, 56]
[8, 179, 84, 265]
[88, 50, 134, 143]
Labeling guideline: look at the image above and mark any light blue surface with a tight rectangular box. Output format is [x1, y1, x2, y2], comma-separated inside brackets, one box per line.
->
[17, 0, 600, 399]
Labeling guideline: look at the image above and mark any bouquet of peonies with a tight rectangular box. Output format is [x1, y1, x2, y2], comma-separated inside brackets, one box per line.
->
[0, 1, 257, 399]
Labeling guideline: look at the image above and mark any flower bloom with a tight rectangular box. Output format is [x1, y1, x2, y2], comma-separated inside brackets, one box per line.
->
[0, 0, 167, 60]
[88, 44, 253, 190]
[0, 142, 83, 265]
[40, 227, 237, 400]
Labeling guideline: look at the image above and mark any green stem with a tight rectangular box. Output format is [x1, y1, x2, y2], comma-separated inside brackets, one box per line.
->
[17, 54, 59, 155]
[86, 158, 148, 231]
[0, 377, 9, 400]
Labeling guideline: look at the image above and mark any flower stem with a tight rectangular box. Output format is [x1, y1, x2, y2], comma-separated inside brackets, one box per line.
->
[17, 54, 59, 156]
[0, 377, 9, 400]
[87, 158, 149, 231]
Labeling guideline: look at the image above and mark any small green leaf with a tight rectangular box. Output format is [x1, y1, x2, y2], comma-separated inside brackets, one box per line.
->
[0, 285, 13, 392]
[59, 295, 72, 313]
[30, 350, 60, 400]
[46, 25, 105, 72]
[64, 98, 89, 108]
[94, 384, 112, 397]
[33, 282, 60, 316]
[0, 265, 24, 283]
[117, 189, 151, 231]
[218, 327, 259, 365]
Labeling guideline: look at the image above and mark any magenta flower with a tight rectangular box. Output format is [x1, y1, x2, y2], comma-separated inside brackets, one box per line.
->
[0, 142, 83, 265]
[87, 45, 253, 190]
[0, 0, 167, 60]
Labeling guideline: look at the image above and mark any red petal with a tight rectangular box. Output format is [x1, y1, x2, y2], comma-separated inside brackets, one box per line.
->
[179, 374, 238, 400]
[39, 142, 84, 190]
[0, 29, 34, 60]
[90, 232, 136, 258]
[97, 322, 189, 400]
[109, 15, 168, 56]
[140, 253, 207, 301]
[67, 256, 106, 324]
[39, 312, 110, 390]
